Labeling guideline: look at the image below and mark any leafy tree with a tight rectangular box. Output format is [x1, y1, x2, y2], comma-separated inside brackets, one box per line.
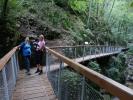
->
[88, 61, 101, 73]
[61, 69, 82, 100]
[0, 0, 19, 57]
[106, 53, 127, 84]
[68, 0, 88, 13]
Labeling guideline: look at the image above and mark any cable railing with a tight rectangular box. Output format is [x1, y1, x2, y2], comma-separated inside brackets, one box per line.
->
[45, 46, 133, 100]
[0, 47, 19, 100]
[50, 45, 121, 59]
[0, 45, 129, 100]
[48, 45, 122, 66]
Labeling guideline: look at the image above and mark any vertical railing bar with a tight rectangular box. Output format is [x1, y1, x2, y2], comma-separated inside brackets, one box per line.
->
[107, 46, 108, 53]
[47, 54, 52, 72]
[102, 46, 104, 53]
[112, 46, 113, 52]
[58, 61, 64, 100]
[83, 45, 85, 61]
[100, 46, 102, 56]
[15, 52, 19, 75]
[46, 51, 49, 75]
[112, 46, 114, 52]
[2, 67, 9, 100]
[74, 47, 76, 61]
[89, 46, 91, 55]
[107, 45, 108, 53]
[11, 56, 16, 86]
[109, 45, 112, 53]
[81, 76, 85, 100]
[104, 46, 105, 53]
[13, 54, 17, 80]
[95, 46, 97, 58]
[107, 46, 109, 53]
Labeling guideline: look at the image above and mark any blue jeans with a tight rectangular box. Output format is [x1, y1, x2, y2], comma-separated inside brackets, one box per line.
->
[24, 56, 30, 72]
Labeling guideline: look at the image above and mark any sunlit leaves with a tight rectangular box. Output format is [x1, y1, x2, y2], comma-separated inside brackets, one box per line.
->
[130, 2, 133, 7]
[68, 0, 88, 12]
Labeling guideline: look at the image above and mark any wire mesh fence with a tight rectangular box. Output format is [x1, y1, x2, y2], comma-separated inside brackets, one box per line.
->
[46, 47, 118, 100]
[0, 53, 19, 100]
[0, 70, 5, 100]
[51, 45, 121, 60]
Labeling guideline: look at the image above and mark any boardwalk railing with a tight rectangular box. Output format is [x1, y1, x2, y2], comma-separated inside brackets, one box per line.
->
[46, 46, 133, 100]
[0, 47, 19, 100]
[48, 45, 122, 66]
[50, 45, 121, 59]
[0, 45, 130, 100]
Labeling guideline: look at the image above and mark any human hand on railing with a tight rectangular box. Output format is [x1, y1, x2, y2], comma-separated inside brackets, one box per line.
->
[15, 45, 21, 51]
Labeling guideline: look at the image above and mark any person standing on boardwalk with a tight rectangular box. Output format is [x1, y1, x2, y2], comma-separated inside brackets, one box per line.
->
[20, 37, 31, 75]
[35, 34, 45, 75]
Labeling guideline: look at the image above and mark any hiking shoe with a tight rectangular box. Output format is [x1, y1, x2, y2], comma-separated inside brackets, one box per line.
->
[35, 68, 40, 73]
[39, 70, 43, 75]
[27, 72, 31, 75]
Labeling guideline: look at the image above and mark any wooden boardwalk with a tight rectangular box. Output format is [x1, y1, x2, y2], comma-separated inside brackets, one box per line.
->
[12, 68, 57, 100]
[12, 52, 120, 100]
[74, 51, 120, 62]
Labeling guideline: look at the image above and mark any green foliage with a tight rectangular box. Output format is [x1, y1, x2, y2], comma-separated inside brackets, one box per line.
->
[130, 1, 133, 7]
[107, 67, 121, 82]
[0, 0, 133, 56]
[68, 0, 88, 13]
[22, 1, 31, 8]
[88, 61, 101, 73]
[54, 0, 68, 7]
[106, 53, 127, 83]
[29, 7, 36, 14]
[13, 0, 133, 46]
[61, 69, 82, 100]
[127, 44, 133, 55]
[0, 0, 20, 57]
[54, 0, 88, 13]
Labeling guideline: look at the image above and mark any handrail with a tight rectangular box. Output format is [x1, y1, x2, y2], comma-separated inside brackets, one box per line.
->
[0, 46, 18, 71]
[46, 47, 133, 100]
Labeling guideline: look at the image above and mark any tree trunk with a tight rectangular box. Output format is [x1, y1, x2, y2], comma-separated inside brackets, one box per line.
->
[87, 0, 92, 27]
[107, 0, 116, 22]
[1, 0, 9, 18]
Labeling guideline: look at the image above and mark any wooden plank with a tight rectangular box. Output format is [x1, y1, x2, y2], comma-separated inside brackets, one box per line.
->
[46, 47, 133, 100]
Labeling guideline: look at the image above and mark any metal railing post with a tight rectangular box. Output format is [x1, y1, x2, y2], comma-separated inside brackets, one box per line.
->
[11, 56, 16, 85]
[103, 46, 105, 53]
[13, 54, 18, 79]
[106, 46, 108, 53]
[81, 76, 85, 100]
[83, 46, 85, 61]
[58, 61, 64, 100]
[46, 51, 49, 75]
[74, 47, 77, 61]
[89, 46, 91, 55]
[2, 67, 9, 100]
[15, 52, 19, 74]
